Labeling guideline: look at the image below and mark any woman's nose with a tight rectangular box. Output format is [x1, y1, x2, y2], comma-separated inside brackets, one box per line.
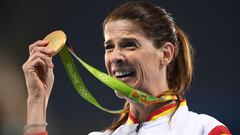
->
[110, 50, 125, 65]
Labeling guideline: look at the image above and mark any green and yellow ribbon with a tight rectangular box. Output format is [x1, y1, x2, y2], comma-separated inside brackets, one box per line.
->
[59, 45, 177, 114]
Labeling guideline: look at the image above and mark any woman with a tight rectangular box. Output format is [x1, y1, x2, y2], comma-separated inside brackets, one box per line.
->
[22, 1, 231, 135]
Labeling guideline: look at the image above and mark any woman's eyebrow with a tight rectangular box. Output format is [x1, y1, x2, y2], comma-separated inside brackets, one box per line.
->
[104, 40, 113, 46]
[120, 38, 140, 45]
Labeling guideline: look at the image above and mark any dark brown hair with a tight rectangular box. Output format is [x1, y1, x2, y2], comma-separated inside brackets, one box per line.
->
[103, 1, 194, 131]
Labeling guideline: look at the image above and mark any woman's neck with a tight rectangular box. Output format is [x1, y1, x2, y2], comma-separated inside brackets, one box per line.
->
[129, 76, 172, 122]
[129, 100, 174, 123]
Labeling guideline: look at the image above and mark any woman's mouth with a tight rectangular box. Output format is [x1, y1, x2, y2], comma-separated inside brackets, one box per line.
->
[111, 66, 143, 90]
[113, 70, 136, 82]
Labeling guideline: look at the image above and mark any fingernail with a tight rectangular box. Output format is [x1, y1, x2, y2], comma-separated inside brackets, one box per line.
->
[47, 48, 52, 51]
[48, 63, 54, 68]
[47, 48, 54, 52]
[42, 40, 49, 43]
[51, 63, 54, 68]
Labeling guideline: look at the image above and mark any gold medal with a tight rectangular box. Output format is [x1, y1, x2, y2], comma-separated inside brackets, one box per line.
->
[43, 30, 67, 55]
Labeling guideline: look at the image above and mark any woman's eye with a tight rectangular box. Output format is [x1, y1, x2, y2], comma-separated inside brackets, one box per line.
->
[105, 44, 114, 51]
[122, 41, 137, 49]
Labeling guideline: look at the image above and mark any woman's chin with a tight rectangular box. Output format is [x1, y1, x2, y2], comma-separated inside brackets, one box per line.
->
[114, 91, 139, 104]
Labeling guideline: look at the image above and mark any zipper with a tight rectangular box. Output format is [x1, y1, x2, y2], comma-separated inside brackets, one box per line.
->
[136, 122, 143, 133]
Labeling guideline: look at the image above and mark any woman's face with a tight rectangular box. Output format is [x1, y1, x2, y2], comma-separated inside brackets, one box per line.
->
[104, 20, 165, 95]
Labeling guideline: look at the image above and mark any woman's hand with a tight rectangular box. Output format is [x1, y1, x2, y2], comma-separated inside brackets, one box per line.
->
[23, 40, 55, 101]
[22, 40, 55, 133]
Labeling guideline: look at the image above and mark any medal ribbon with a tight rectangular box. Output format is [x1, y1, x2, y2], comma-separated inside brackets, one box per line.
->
[59, 45, 177, 114]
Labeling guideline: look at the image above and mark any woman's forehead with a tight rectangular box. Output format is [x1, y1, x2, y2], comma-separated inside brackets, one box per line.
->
[104, 20, 144, 36]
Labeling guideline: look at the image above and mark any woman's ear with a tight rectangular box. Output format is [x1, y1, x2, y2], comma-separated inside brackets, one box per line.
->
[161, 42, 175, 65]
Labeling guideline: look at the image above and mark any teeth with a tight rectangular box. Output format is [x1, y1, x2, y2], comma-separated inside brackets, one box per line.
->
[115, 71, 131, 77]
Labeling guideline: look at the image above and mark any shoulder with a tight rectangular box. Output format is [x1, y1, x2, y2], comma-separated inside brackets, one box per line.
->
[197, 114, 231, 135]
[173, 107, 231, 134]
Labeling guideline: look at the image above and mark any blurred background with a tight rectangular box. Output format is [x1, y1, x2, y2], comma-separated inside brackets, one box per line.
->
[0, 0, 239, 134]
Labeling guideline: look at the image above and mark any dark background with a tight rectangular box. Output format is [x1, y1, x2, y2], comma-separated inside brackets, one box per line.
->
[0, 0, 239, 134]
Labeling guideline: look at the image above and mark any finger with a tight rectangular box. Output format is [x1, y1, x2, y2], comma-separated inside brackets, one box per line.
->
[28, 52, 54, 68]
[29, 52, 54, 68]
[31, 46, 55, 56]
[31, 57, 46, 69]
[29, 40, 49, 54]
[23, 57, 46, 74]
[31, 57, 51, 79]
